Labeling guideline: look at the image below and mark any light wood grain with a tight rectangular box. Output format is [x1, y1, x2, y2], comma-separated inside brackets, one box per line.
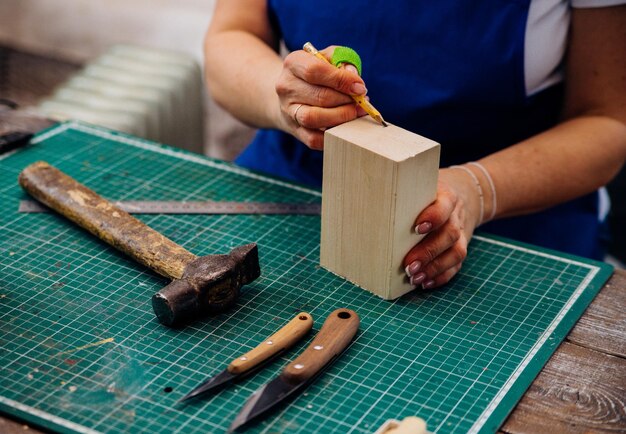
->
[381, 417, 428, 434]
[320, 117, 440, 299]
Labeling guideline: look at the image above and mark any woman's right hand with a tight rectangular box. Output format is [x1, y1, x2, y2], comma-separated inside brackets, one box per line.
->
[275, 46, 368, 150]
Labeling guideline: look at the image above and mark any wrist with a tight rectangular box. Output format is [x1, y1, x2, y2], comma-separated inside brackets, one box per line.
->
[445, 163, 498, 226]
[441, 167, 483, 228]
[467, 162, 497, 222]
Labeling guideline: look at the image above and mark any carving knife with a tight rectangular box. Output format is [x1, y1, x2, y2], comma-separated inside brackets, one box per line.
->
[179, 312, 313, 402]
[228, 308, 360, 432]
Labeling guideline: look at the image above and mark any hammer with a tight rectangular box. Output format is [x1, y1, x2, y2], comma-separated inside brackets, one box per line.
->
[18, 161, 260, 327]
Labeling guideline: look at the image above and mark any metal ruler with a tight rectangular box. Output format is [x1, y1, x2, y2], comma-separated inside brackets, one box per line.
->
[18, 199, 321, 215]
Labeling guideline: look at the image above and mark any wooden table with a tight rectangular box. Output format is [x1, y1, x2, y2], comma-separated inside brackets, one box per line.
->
[502, 269, 626, 433]
[1, 45, 625, 434]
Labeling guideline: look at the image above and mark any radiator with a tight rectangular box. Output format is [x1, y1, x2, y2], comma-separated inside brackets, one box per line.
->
[35, 44, 204, 153]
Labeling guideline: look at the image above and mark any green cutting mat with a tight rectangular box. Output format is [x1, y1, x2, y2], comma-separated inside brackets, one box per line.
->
[0, 122, 613, 434]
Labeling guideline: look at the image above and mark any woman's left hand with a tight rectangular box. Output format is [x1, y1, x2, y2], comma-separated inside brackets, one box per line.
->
[403, 167, 484, 290]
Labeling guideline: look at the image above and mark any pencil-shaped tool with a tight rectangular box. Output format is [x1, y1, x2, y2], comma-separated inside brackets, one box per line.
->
[303, 42, 387, 127]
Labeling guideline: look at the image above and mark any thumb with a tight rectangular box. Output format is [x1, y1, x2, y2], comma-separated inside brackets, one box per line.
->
[341, 63, 360, 76]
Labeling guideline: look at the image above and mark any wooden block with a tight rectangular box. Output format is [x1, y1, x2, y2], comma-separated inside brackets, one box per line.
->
[320, 117, 440, 299]
[375, 417, 428, 434]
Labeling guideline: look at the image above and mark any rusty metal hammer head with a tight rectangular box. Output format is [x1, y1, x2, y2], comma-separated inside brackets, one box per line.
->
[152, 243, 260, 327]
[18, 161, 261, 327]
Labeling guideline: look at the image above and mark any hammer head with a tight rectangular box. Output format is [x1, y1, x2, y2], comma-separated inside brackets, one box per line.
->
[151, 243, 260, 326]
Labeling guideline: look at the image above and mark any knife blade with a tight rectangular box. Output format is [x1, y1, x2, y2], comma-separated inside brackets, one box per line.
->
[179, 312, 314, 402]
[228, 308, 360, 432]
[0, 131, 33, 155]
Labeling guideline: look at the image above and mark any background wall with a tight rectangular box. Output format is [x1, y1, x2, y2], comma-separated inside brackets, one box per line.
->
[0, 0, 255, 160]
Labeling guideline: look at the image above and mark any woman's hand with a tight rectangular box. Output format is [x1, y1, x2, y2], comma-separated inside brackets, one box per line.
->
[403, 167, 487, 290]
[275, 46, 367, 150]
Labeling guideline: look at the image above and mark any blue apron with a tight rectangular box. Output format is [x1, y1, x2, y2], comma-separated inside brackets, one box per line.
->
[235, 0, 603, 259]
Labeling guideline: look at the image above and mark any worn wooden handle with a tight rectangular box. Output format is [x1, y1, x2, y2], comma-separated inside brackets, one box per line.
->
[383, 417, 428, 434]
[227, 312, 314, 375]
[18, 161, 196, 279]
[281, 308, 359, 384]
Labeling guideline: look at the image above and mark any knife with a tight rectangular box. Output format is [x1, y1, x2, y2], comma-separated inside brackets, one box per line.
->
[0, 131, 33, 155]
[228, 308, 360, 432]
[179, 312, 314, 402]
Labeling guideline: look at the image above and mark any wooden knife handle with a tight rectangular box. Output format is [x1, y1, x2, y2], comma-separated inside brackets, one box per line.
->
[18, 161, 196, 279]
[282, 308, 359, 384]
[228, 312, 313, 375]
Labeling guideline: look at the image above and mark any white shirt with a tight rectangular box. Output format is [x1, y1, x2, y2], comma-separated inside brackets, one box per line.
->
[525, 0, 625, 95]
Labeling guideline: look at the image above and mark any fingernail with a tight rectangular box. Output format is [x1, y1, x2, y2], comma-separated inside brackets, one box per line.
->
[345, 64, 359, 75]
[422, 280, 435, 289]
[351, 83, 367, 95]
[405, 260, 421, 277]
[410, 272, 426, 286]
[415, 222, 432, 235]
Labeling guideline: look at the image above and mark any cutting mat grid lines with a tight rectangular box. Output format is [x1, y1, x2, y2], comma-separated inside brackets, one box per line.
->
[0, 122, 612, 434]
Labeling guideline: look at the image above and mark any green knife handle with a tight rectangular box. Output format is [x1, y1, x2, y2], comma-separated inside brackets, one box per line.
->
[282, 308, 359, 384]
[228, 312, 314, 375]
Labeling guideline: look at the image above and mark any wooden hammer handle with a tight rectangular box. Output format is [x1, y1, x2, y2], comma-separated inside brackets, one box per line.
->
[18, 161, 196, 279]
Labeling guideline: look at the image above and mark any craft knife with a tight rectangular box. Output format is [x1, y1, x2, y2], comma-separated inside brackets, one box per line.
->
[179, 312, 314, 402]
[228, 308, 360, 432]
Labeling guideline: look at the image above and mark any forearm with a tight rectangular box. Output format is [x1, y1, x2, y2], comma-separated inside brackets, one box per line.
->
[478, 115, 626, 219]
[204, 30, 283, 129]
